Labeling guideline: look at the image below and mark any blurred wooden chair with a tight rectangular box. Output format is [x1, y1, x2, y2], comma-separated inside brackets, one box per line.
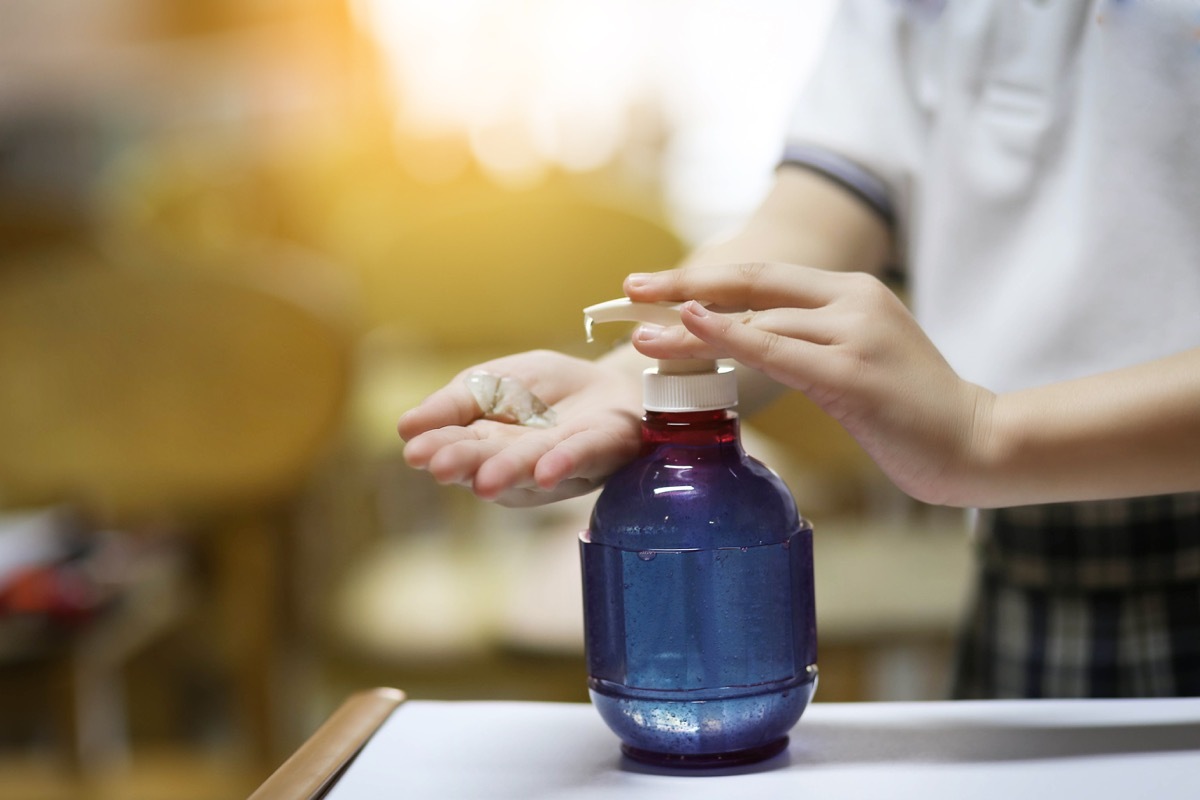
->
[0, 245, 356, 773]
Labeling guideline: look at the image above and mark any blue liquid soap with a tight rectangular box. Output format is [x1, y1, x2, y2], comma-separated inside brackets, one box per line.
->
[580, 408, 817, 768]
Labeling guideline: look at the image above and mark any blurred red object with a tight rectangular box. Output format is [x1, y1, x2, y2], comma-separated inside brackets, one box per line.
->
[0, 561, 109, 628]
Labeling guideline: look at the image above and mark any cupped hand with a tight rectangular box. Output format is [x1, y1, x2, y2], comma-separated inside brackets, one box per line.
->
[399, 350, 644, 507]
[624, 263, 996, 507]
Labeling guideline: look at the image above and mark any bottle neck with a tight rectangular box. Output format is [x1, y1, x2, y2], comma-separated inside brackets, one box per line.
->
[641, 409, 740, 448]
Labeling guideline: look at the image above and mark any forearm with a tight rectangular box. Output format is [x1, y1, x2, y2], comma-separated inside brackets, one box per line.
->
[684, 165, 894, 275]
[966, 347, 1200, 507]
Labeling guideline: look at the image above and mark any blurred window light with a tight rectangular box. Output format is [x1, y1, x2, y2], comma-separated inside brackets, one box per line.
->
[351, 0, 836, 242]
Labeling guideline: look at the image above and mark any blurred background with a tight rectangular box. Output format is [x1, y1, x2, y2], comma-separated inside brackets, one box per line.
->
[0, 0, 972, 796]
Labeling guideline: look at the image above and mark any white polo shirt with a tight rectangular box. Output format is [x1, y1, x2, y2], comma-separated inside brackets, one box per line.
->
[783, 0, 1200, 393]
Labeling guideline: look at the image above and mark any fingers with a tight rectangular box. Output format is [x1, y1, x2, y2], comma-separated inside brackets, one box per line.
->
[405, 421, 557, 498]
[405, 417, 636, 503]
[625, 262, 847, 311]
[403, 422, 507, 479]
[630, 323, 728, 361]
[677, 301, 840, 395]
[472, 426, 572, 500]
[398, 380, 485, 441]
[474, 410, 640, 499]
[398, 353, 571, 441]
[622, 263, 890, 400]
[631, 305, 838, 363]
[486, 477, 605, 508]
[533, 418, 641, 489]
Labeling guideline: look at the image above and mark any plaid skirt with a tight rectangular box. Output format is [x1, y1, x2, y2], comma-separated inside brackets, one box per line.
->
[952, 492, 1200, 699]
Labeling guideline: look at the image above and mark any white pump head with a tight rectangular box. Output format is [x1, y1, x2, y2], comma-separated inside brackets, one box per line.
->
[583, 298, 737, 413]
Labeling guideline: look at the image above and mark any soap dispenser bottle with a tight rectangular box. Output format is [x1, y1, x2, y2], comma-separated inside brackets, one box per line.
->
[579, 299, 818, 768]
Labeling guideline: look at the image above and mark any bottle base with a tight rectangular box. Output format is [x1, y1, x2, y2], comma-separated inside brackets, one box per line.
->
[621, 736, 789, 769]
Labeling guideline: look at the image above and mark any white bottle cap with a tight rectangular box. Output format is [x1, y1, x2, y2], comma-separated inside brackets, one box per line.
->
[583, 298, 738, 413]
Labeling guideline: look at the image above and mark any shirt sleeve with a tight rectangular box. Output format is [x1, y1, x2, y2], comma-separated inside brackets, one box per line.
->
[781, 0, 931, 250]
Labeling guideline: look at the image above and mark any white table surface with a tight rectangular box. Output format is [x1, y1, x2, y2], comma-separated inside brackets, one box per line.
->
[324, 697, 1200, 800]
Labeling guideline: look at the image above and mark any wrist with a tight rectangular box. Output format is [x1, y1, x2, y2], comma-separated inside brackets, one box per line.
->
[949, 384, 1006, 508]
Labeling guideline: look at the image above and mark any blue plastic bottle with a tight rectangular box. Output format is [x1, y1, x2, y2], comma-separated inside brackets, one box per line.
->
[579, 300, 818, 768]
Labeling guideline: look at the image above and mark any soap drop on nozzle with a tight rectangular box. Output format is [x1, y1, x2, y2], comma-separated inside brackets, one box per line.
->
[582, 297, 737, 413]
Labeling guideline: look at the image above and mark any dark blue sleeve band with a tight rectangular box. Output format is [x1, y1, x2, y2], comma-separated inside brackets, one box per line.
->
[779, 142, 895, 226]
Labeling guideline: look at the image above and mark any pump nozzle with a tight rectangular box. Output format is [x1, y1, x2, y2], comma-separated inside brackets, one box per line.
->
[583, 298, 737, 412]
